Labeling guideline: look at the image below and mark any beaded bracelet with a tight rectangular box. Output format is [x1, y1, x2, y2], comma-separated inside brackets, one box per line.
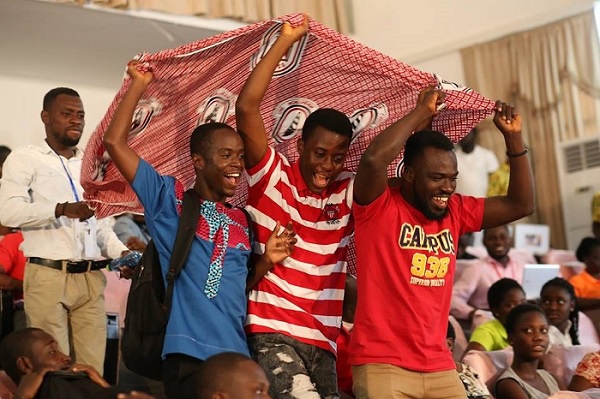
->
[506, 148, 529, 158]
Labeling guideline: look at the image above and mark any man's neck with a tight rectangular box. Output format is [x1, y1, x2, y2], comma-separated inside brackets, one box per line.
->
[46, 139, 75, 159]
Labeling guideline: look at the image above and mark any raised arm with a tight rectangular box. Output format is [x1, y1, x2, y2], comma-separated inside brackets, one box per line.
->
[354, 88, 443, 205]
[235, 16, 308, 168]
[103, 61, 153, 184]
[481, 101, 534, 229]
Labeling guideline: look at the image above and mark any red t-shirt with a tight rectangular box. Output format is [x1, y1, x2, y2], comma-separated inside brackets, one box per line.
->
[0, 232, 26, 300]
[350, 186, 484, 372]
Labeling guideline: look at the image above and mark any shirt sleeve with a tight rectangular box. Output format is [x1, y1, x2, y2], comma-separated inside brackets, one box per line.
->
[469, 321, 501, 351]
[575, 352, 600, 387]
[0, 149, 56, 228]
[96, 217, 128, 259]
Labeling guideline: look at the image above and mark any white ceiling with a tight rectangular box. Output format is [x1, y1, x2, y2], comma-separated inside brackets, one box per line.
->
[0, 0, 238, 89]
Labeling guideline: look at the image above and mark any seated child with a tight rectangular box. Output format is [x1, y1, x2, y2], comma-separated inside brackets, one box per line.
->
[464, 278, 526, 354]
[495, 303, 565, 399]
[540, 278, 580, 348]
[569, 237, 600, 311]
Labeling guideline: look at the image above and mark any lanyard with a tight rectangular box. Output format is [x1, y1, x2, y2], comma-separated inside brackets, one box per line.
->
[54, 152, 80, 202]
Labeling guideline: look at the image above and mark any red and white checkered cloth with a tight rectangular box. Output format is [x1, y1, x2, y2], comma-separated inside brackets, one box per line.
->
[81, 13, 494, 238]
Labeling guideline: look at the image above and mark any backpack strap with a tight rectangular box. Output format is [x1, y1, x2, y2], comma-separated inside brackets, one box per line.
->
[239, 207, 255, 255]
[163, 189, 201, 310]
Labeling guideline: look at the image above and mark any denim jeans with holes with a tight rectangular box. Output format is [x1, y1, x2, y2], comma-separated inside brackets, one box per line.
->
[248, 333, 339, 399]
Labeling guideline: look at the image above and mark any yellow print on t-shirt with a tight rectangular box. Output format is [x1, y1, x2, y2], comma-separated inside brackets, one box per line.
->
[398, 223, 454, 286]
[398, 224, 455, 255]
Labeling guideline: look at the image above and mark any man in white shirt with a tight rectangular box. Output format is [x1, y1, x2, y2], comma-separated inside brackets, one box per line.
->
[454, 128, 500, 197]
[451, 224, 536, 328]
[0, 87, 128, 373]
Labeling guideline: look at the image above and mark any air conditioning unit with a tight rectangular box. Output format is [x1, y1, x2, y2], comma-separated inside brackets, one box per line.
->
[557, 136, 600, 250]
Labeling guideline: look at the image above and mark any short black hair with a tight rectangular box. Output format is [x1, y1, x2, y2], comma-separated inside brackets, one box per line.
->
[482, 224, 509, 239]
[302, 108, 352, 143]
[194, 352, 255, 399]
[575, 236, 600, 262]
[487, 278, 524, 310]
[190, 122, 235, 158]
[403, 130, 454, 168]
[0, 328, 46, 384]
[504, 303, 546, 335]
[0, 146, 11, 166]
[540, 277, 580, 345]
[43, 87, 80, 111]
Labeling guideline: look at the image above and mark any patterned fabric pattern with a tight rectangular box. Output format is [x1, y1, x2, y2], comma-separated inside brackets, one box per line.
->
[575, 351, 600, 388]
[81, 13, 494, 219]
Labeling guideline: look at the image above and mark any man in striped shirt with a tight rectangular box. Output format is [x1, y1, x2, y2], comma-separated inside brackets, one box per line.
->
[236, 16, 353, 399]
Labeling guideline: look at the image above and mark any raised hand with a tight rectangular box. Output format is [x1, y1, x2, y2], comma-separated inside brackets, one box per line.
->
[414, 87, 445, 131]
[126, 60, 154, 87]
[493, 100, 522, 136]
[264, 221, 297, 265]
[279, 14, 309, 43]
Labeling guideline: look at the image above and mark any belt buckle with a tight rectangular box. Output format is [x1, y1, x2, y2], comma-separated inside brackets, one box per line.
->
[65, 261, 91, 273]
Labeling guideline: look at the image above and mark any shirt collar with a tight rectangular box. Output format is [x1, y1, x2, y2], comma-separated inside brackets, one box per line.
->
[40, 140, 82, 159]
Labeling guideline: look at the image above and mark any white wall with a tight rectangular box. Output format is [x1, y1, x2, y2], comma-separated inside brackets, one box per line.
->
[0, 0, 596, 150]
[0, 74, 117, 150]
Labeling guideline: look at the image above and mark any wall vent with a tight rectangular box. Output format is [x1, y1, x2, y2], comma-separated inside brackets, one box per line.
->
[563, 139, 600, 173]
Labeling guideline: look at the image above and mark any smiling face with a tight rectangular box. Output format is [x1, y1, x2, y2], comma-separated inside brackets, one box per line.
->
[483, 226, 511, 261]
[193, 127, 245, 202]
[509, 311, 549, 361]
[540, 285, 574, 332]
[42, 94, 85, 150]
[297, 126, 350, 194]
[404, 147, 458, 220]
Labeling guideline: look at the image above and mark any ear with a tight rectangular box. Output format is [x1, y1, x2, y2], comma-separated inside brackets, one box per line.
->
[41, 110, 49, 125]
[296, 138, 304, 156]
[16, 356, 33, 374]
[192, 153, 205, 171]
[402, 166, 415, 183]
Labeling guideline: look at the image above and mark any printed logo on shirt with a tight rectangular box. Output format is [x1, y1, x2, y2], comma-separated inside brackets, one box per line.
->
[398, 223, 456, 287]
[197, 89, 237, 125]
[130, 98, 162, 137]
[349, 104, 389, 143]
[272, 98, 319, 143]
[323, 203, 341, 225]
[251, 22, 308, 77]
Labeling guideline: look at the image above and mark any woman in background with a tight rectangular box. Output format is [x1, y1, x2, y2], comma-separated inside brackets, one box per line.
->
[495, 304, 564, 399]
[539, 278, 580, 347]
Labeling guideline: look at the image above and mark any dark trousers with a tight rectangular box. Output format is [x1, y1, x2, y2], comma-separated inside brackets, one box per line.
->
[162, 353, 204, 399]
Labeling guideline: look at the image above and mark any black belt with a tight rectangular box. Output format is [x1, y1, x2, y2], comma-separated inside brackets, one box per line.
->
[29, 257, 111, 273]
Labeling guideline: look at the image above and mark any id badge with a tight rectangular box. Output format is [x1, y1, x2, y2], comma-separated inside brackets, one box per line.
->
[83, 216, 98, 258]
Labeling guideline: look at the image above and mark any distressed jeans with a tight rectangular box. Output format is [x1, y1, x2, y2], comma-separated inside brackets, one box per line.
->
[248, 333, 339, 399]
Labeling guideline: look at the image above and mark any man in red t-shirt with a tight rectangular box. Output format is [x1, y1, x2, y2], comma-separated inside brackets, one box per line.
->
[0, 230, 26, 337]
[351, 89, 534, 398]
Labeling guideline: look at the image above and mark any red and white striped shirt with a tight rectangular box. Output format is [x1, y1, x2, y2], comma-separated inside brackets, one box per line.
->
[245, 147, 354, 354]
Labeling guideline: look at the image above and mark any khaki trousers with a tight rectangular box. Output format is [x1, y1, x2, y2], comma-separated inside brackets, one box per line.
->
[352, 363, 467, 399]
[24, 262, 107, 374]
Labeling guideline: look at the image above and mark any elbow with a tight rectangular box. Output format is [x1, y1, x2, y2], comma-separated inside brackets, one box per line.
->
[235, 100, 256, 118]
